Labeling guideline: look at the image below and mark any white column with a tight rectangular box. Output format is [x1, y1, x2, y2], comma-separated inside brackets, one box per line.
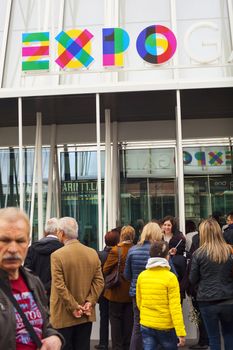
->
[0, 0, 12, 87]
[170, 0, 179, 80]
[37, 112, 43, 239]
[171, 0, 185, 232]
[18, 97, 24, 210]
[112, 121, 119, 227]
[96, 94, 103, 249]
[176, 91, 185, 234]
[105, 109, 112, 230]
[46, 124, 56, 222]
[30, 121, 39, 236]
[227, 0, 233, 49]
[58, 0, 65, 85]
[54, 149, 61, 218]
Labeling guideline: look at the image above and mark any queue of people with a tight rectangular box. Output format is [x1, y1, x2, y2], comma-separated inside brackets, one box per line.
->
[1, 206, 233, 350]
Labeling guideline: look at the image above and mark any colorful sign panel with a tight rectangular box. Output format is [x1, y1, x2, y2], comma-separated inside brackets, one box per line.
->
[55, 29, 94, 69]
[102, 28, 130, 67]
[136, 25, 177, 64]
[22, 24, 177, 71]
[22, 32, 49, 71]
[183, 147, 232, 175]
[124, 147, 232, 178]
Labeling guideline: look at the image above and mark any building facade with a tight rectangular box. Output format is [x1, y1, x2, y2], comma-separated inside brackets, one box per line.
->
[0, 0, 232, 250]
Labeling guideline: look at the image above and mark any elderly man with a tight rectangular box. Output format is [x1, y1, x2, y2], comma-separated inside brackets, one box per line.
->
[50, 217, 104, 350]
[0, 207, 64, 350]
[24, 217, 63, 298]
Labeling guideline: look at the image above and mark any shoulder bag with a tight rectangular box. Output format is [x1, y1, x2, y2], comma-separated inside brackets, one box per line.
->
[105, 247, 122, 289]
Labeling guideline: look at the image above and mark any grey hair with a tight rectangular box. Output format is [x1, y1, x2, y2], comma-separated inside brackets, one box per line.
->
[58, 217, 78, 239]
[44, 217, 58, 236]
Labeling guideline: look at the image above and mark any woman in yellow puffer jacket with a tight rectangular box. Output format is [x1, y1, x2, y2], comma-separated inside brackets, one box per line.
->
[136, 241, 186, 350]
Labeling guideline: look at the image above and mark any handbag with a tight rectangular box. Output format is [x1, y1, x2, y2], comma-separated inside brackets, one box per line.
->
[0, 279, 42, 349]
[105, 247, 122, 289]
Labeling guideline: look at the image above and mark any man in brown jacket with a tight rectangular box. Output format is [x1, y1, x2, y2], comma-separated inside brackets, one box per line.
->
[50, 217, 104, 350]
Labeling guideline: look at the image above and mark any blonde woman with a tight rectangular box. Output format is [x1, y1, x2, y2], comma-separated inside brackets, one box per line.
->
[124, 222, 163, 350]
[189, 218, 233, 350]
[103, 225, 135, 350]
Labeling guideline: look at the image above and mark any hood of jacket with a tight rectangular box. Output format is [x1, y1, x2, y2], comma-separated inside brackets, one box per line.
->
[30, 237, 63, 255]
[146, 257, 171, 270]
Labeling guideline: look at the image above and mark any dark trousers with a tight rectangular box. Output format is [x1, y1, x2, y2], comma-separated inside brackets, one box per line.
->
[99, 295, 109, 347]
[57, 322, 92, 350]
[192, 298, 209, 346]
[140, 325, 178, 350]
[129, 297, 143, 350]
[109, 300, 133, 350]
[199, 302, 233, 350]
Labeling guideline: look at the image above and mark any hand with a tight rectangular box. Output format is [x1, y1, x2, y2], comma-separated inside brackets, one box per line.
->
[169, 247, 177, 256]
[41, 335, 62, 350]
[72, 308, 83, 318]
[82, 301, 92, 316]
[177, 336, 185, 347]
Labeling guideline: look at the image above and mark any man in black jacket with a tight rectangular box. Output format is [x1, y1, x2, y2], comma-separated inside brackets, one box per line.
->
[24, 217, 63, 299]
[223, 211, 233, 245]
[0, 207, 64, 350]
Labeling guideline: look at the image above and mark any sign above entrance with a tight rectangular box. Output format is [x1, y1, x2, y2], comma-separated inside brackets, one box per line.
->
[22, 21, 232, 74]
[22, 25, 177, 72]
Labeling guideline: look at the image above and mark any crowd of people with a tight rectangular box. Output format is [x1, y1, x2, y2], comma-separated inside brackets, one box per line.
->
[0, 206, 233, 350]
[96, 213, 233, 350]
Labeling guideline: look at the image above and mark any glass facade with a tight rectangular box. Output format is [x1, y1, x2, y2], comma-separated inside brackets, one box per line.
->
[59, 148, 105, 248]
[119, 143, 233, 232]
[120, 147, 177, 226]
[0, 147, 50, 240]
[0, 142, 232, 246]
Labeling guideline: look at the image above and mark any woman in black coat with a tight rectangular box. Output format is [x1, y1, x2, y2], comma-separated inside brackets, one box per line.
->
[189, 218, 233, 350]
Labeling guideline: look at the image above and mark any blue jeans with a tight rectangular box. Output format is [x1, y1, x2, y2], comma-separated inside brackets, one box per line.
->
[140, 325, 178, 350]
[199, 302, 233, 350]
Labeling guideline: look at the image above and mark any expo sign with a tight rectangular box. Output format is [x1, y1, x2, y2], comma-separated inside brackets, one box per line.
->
[22, 21, 231, 72]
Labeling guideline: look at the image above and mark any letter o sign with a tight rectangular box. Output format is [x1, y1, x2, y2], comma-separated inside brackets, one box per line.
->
[136, 25, 177, 64]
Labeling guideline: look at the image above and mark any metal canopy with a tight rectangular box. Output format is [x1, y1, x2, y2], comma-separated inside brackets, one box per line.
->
[0, 87, 232, 127]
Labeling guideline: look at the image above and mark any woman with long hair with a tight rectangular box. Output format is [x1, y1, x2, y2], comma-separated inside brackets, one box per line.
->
[124, 222, 163, 350]
[189, 218, 233, 350]
[103, 225, 135, 350]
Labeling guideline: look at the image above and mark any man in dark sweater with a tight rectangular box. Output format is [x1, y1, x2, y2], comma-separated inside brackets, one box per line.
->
[24, 218, 63, 299]
[223, 211, 233, 246]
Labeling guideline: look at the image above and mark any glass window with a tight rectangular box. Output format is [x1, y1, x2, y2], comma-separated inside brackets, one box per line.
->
[120, 147, 177, 233]
[0, 147, 50, 240]
[183, 145, 233, 226]
[60, 149, 105, 249]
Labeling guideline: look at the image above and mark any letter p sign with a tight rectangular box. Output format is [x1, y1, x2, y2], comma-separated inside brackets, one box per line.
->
[102, 28, 130, 67]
